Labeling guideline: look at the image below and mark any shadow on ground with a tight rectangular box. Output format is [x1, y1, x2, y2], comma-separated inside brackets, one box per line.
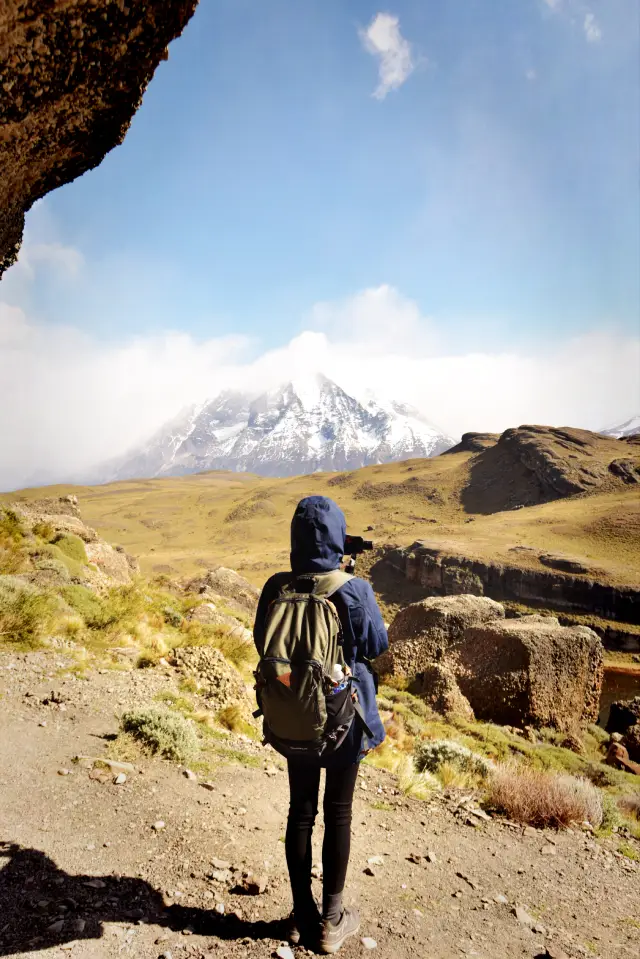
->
[0, 842, 288, 956]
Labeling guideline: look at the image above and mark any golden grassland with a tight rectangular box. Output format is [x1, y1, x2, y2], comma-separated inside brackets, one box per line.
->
[4, 450, 639, 587]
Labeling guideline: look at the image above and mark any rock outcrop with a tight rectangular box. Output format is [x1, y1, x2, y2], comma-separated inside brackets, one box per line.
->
[185, 566, 259, 617]
[187, 602, 252, 643]
[377, 595, 603, 731]
[455, 616, 603, 730]
[460, 425, 640, 514]
[444, 432, 500, 454]
[1, 0, 199, 275]
[606, 696, 640, 735]
[377, 595, 504, 676]
[172, 646, 250, 714]
[9, 497, 138, 589]
[383, 541, 640, 627]
[606, 697, 640, 763]
[411, 662, 475, 721]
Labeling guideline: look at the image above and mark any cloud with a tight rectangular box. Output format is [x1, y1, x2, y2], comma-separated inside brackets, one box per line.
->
[359, 13, 415, 99]
[583, 12, 602, 42]
[541, 1, 603, 44]
[0, 280, 638, 491]
[525, 69, 537, 81]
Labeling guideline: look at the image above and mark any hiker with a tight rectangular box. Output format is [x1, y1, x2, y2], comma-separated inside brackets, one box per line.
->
[253, 495, 388, 954]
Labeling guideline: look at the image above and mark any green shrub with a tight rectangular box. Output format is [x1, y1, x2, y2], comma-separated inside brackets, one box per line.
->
[0, 509, 24, 545]
[414, 738, 494, 779]
[62, 585, 112, 628]
[599, 792, 626, 835]
[0, 580, 59, 649]
[0, 510, 26, 574]
[52, 534, 87, 565]
[33, 556, 71, 582]
[120, 707, 199, 763]
[33, 521, 55, 541]
[163, 606, 183, 628]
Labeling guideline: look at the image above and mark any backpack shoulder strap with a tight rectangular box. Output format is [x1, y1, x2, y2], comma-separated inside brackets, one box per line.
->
[312, 570, 353, 599]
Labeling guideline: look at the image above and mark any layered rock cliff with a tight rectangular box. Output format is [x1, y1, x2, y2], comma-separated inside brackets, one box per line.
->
[382, 541, 640, 627]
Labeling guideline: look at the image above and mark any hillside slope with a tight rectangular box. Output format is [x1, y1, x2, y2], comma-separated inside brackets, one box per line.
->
[5, 426, 639, 589]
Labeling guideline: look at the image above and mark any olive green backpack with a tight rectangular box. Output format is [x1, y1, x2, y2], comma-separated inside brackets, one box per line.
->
[254, 571, 359, 760]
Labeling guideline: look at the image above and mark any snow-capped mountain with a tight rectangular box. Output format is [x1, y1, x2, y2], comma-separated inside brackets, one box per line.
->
[601, 415, 640, 439]
[103, 375, 455, 480]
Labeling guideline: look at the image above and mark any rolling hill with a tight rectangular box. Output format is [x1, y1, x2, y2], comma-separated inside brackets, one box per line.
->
[5, 425, 639, 591]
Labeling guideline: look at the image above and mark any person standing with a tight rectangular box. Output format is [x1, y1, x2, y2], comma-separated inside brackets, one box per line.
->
[253, 495, 388, 953]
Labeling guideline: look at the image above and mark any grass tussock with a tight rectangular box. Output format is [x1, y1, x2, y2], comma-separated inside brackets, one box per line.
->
[0, 581, 60, 649]
[216, 703, 258, 738]
[486, 763, 603, 829]
[120, 707, 200, 763]
[618, 795, 640, 820]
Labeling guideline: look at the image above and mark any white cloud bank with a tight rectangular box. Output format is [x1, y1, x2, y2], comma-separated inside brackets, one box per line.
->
[359, 13, 415, 99]
[0, 281, 638, 491]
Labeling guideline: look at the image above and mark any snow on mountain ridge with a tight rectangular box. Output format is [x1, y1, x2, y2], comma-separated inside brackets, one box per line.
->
[103, 377, 455, 481]
[601, 415, 640, 439]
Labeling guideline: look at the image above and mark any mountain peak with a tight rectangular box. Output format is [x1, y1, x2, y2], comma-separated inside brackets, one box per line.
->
[104, 376, 456, 481]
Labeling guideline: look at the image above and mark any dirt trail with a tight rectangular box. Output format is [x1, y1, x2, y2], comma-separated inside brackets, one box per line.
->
[1, 653, 638, 959]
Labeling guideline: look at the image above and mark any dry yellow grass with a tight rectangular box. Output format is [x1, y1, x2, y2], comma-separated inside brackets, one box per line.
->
[4, 451, 639, 587]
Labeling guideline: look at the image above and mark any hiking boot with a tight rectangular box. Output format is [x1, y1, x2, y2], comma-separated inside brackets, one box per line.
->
[287, 908, 320, 946]
[318, 908, 361, 954]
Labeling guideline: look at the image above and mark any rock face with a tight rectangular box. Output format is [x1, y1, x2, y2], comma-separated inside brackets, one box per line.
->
[185, 567, 259, 616]
[10, 497, 138, 588]
[444, 432, 500, 454]
[383, 542, 640, 628]
[1, 0, 199, 275]
[461, 425, 640, 514]
[456, 617, 603, 730]
[606, 697, 640, 762]
[378, 595, 504, 676]
[172, 646, 250, 713]
[606, 696, 640, 735]
[187, 602, 252, 643]
[411, 662, 475, 721]
[622, 724, 640, 763]
[377, 595, 603, 731]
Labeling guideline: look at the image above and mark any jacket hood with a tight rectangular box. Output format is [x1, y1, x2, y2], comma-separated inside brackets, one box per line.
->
[290, 496, 346, 574]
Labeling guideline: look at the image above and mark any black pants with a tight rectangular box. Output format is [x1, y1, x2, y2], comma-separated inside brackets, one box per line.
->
[286, 759, 359, 924]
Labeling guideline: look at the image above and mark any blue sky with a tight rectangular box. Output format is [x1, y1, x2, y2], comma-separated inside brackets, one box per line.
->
[8, 0, 640, 346]
[0, 0, 639, 487]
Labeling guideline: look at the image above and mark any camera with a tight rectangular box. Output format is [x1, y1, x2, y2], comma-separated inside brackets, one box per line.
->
[344, 534, 373, 556]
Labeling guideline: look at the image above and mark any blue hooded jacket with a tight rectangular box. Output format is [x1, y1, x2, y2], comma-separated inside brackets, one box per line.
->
[253, 495, 388, 764]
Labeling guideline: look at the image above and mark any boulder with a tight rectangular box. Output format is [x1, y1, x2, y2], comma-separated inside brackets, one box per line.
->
[622, 723, 640, 763]
[378, 595, 504, 677]
[172, 646, 250, 713]
[457, 617, 603, 730]
[185, 566, 259, 615]
[187, 603, 252, 643]
[378, 595, 603, 731]
[606, 696, 640, 735]
[410, 663, 474, 721]
[605, 740, 640, 775]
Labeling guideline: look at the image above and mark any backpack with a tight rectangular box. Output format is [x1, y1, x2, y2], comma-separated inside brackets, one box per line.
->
[254, 570, 362, 761]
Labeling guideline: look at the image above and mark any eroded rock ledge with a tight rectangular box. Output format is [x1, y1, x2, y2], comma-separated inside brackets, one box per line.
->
[1, 0, 199, 275]
[382, 541, 640, 628]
